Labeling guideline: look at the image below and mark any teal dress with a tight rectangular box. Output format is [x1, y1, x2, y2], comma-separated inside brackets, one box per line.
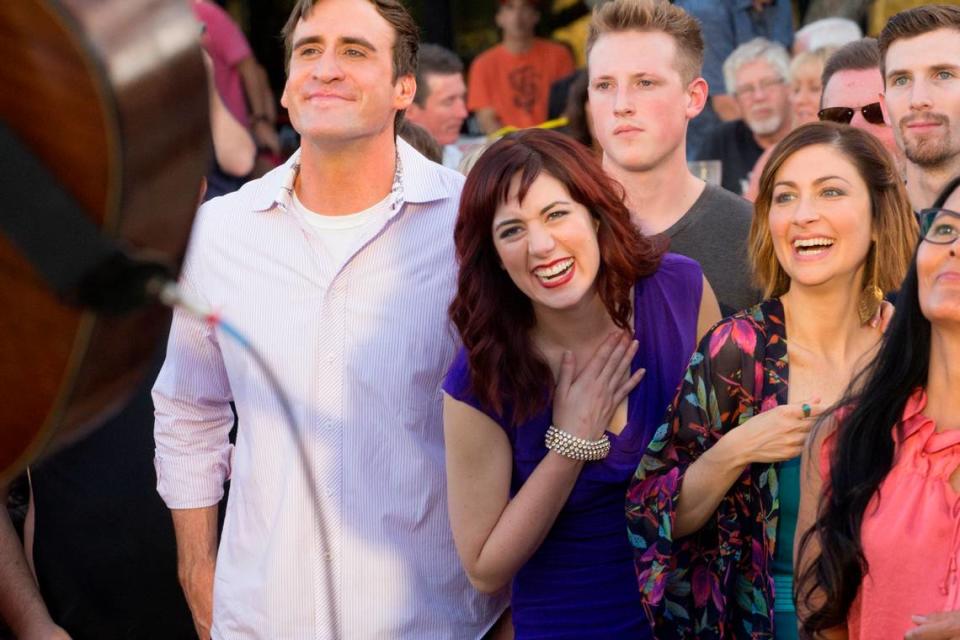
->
[773, 456, 801, 640]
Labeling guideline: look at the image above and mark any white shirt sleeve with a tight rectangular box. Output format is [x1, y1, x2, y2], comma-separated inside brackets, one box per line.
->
[152, 248, 234, 510]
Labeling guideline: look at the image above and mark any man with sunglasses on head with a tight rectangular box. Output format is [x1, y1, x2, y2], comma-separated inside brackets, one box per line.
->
[819, 38, 904, 174]
[878, 5, 960, 211]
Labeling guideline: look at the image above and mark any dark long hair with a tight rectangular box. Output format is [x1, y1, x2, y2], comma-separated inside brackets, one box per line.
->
[450, 129, 664, 424]
[795, 176, 960, 634]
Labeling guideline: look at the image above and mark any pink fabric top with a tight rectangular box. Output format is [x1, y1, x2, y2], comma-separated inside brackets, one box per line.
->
[193, 0, 252, 124]
[822, 389, 960, 639]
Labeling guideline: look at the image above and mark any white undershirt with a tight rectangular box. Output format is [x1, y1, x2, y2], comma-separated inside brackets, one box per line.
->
[292, 190, 393, 268]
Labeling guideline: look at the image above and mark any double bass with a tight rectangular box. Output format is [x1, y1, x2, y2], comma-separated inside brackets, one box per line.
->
[0, 0, 209, 483]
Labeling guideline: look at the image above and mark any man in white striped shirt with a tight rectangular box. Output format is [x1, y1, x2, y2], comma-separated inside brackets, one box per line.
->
[153, 0, 508, 637]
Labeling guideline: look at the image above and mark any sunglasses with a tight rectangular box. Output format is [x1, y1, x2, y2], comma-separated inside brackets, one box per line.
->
[919, 208, 960, 245]
[818, 102, 885, 125]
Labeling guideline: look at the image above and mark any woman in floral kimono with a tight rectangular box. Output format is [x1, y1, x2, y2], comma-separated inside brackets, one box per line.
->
[626, 123, 917, 639]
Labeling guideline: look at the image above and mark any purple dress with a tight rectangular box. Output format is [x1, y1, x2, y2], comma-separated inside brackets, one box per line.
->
[443, 253, 703, 639]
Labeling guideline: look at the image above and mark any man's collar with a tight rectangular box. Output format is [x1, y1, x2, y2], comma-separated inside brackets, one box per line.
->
[250, 150, 300, 213]
[396, 136, 455, 204]
[250, 137, 451, 214]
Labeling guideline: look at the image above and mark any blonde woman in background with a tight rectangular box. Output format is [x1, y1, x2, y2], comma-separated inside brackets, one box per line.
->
[788, 48, 835, 126]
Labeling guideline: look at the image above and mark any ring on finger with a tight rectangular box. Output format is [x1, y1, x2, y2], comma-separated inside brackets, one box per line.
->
[801, 403, 812, 419]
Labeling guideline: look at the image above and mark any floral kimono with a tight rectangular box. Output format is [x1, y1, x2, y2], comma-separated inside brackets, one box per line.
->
[626, 299, 789, 639]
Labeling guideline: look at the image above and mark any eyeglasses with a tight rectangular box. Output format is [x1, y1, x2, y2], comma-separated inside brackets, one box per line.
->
[919, 208, 960, 244]
[818, 102, 886, 125]
[734, 77, 784, 99]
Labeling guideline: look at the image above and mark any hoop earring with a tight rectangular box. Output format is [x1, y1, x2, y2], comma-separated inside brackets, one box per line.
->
[858, 242, 883, 325]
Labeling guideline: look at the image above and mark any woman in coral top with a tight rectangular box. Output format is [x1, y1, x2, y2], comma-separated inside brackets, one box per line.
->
[796, 175, 960, 640]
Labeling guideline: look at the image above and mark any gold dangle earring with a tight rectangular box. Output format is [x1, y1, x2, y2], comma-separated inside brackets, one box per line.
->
[858, 242, 883, 325]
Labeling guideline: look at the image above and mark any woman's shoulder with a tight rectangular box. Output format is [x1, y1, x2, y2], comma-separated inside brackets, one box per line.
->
[442, 347, 478, 405]
[713, 298, 783, 333]
[633, 253, 704, 330]
[637, 252, 703, 298]
[655, 252, 703, 279]
[696, 298, 784, 363]
[442, 347, 517, 429]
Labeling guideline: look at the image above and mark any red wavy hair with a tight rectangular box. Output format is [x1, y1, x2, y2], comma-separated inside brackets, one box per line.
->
[450, 129, 664, 424]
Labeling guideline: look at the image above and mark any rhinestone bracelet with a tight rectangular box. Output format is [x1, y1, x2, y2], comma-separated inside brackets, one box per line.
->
[544, 425, 611, 461]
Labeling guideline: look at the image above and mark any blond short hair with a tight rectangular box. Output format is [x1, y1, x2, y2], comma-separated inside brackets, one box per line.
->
[586, 0, 704, 83]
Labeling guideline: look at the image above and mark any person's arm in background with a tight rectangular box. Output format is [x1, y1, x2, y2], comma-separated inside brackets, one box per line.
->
[204, 53, 255, 178]
[237, 58, 280, 155]
[905, 611, 960, 640]
[196, 0, 279, 155]
[467, 53, 503, 135]
[0, 482, 70, 640]
[474, 109, 503, 136]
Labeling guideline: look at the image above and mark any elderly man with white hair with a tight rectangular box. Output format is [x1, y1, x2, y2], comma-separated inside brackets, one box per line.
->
[674, 0, 793, 160]
[696, 37, 792, 195]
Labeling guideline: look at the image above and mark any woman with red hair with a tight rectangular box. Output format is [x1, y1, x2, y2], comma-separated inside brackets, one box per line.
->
[442, 129, 720, 638]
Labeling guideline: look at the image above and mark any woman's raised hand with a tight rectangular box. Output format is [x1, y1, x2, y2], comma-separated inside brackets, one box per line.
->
[906, 611, 960, 639]
[726, 400, 823, 464]
[552, 331, 645, 442]
[869, 300, 895, 332]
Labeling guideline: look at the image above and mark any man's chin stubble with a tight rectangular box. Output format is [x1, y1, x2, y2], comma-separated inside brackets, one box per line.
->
[905, 135, 958, 168]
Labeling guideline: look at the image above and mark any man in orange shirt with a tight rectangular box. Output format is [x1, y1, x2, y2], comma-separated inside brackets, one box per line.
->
[468, 0, 575, 133]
